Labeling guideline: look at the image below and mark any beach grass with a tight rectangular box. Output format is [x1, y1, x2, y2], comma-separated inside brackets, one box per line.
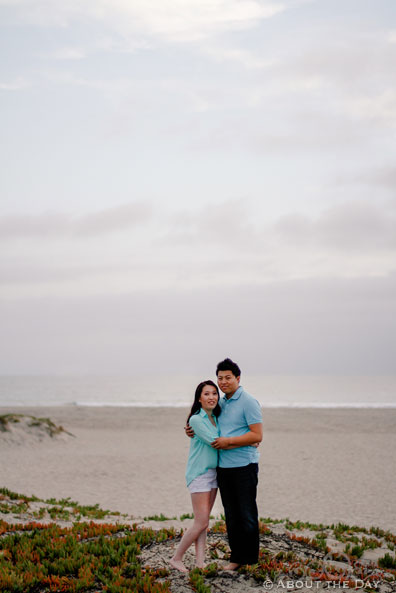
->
[0, 489, 123, 522]
[379, 554, 396, 570]
[0, 414, 73, 437]
[143, 513, 176, 521]
[189, 568, 213, 593]
[179, 512, 194, 521]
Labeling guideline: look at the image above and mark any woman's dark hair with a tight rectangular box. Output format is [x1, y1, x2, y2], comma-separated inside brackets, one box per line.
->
[187, 380, 221, 423]
[216, 357, 241, 378]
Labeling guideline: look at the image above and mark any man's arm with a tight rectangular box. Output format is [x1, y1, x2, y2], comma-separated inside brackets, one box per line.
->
[185, 424, 195, 438]
[185, 424, 259, 448]
[211, 423, 263, 450]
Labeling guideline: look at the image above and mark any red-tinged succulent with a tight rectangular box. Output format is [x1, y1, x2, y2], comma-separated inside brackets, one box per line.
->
[0, 521, 175, 592]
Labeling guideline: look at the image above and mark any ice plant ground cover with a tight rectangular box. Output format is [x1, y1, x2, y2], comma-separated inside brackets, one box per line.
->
[1, 488, 396, 593]
[0, 520, 173, 592]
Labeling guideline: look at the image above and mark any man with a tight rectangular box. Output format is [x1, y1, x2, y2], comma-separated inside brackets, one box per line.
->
[186, 358, 263, 569]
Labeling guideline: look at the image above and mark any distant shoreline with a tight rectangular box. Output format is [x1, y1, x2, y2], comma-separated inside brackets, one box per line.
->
[2, 374, 395, 408]
[2, 402, 396, 408]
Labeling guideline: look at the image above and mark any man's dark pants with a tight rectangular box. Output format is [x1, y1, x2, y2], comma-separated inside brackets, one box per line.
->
[217, 462, 259, 565]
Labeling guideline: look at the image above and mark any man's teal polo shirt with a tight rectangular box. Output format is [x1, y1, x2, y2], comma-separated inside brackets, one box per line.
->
[218, 385, 262, 468]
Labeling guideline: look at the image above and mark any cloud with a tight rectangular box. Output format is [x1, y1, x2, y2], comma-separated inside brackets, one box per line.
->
[0, 202, 152, 238]
[0, 261, 103, 285]
[0, 212, 71, 238]
[0, 77, 30, 91]
[343, 91, 396, 126]
[195, 33, 396, 151]
[1, 199, 395, 301]
[1, 0, 285, 42]
[282, 37, 396, 126]
[388, 30, 396, 44]
[202, 46, 277, 69]
[365, 169, 396, 190]
[283, 41, 395, 89]
[164, 198, 396, 254]
[164, 198, 257, 246]
[182, 34, 396, 154]
[275, 201, 396, 252]
[333, 167, 396, 191]
[50, 47, 86, 60]
[74, 202, 152, 235]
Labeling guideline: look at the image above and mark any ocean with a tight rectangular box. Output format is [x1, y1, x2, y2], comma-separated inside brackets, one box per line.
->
[0, 374, 395, 408]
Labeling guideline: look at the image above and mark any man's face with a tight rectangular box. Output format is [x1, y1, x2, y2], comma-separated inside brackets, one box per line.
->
[217, 371, 240, 396]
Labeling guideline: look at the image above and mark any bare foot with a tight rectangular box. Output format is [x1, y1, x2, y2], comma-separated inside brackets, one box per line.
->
[169, 558, 188, 573]
[223, 562, 240, 571]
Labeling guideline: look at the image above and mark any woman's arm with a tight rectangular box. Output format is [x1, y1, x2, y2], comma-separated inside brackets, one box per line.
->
[189, 415, 219, 446]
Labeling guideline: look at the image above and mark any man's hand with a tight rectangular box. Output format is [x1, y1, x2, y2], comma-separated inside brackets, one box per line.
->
[211, 424, 262, 450]
[211, 437, 231, 450]
[185, 424, 195, 438]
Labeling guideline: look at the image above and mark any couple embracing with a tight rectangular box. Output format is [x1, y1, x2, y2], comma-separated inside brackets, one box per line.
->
[170, 358, 263, 572]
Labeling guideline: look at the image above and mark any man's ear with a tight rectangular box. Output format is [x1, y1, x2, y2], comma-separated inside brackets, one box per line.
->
[236, 376, 241, 384]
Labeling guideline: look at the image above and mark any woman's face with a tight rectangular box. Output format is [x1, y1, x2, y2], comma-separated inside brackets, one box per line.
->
[199, 385, 218, 412]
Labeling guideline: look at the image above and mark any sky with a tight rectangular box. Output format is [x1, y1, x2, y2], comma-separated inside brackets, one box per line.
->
[0, 0, 396, 376]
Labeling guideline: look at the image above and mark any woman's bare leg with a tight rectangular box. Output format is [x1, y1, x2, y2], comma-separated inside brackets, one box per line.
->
[170, 491, 212, 572]
[194, 488, 217, 568]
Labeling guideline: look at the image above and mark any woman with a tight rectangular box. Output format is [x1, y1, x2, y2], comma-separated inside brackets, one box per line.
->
[170, 380, 221, 572]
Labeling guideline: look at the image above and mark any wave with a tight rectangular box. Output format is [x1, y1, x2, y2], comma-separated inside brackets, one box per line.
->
[69, 401, 191, 407]
[261, 402, 396, 408]
[71, 402, 396, 408]
[2, 400, 396, 408]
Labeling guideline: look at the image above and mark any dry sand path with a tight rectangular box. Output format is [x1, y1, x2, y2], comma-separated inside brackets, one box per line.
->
[1, 406, 395, 531]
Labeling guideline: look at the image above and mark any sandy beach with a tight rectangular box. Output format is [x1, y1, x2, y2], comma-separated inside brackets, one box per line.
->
[1, 405, 395, 531]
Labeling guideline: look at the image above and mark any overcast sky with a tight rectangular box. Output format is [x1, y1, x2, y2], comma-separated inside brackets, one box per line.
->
[1, 0, 395, 376]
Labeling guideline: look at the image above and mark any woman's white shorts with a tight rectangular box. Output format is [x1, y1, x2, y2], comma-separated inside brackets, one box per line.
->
[188, 468, 218, 493]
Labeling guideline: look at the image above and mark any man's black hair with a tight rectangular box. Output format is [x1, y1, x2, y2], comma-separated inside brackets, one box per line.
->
[216, 357, 241, 377]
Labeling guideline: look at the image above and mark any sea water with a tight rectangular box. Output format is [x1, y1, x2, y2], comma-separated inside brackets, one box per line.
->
[0, 374, 395, 407]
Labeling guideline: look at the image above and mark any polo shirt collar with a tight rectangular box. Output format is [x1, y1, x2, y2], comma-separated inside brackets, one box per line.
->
[225, 385, 243, 401]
